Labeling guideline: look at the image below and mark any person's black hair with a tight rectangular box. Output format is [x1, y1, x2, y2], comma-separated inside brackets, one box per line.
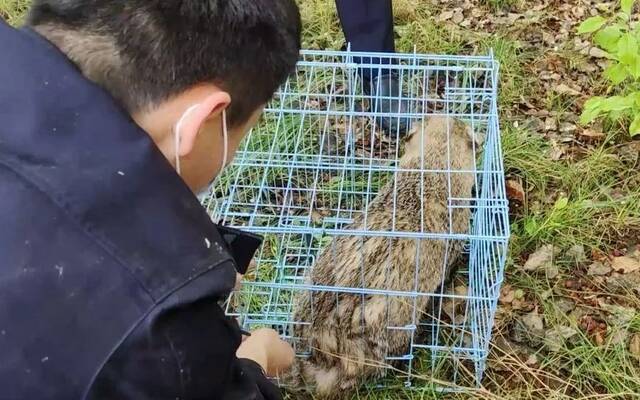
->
[27, 0, 301, 126]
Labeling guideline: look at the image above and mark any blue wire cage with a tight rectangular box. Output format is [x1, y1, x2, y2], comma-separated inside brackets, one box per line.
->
[203, 48, 509, 391]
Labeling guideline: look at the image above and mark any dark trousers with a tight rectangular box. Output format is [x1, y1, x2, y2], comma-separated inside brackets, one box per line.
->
[335, 0, 395, 80]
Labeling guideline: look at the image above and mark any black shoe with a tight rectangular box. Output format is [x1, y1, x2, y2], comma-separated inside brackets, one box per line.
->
[365, 74, 412, 137]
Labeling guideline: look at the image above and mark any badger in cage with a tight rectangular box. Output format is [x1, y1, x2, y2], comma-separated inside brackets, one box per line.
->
[286, 116, 482, 397]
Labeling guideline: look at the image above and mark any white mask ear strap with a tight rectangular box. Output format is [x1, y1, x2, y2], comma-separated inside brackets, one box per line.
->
[221, 109, 229, 173]
[174, 104, 200, 175]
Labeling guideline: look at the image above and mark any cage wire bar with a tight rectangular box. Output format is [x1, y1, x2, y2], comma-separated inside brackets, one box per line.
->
[203, 47, 509, 390]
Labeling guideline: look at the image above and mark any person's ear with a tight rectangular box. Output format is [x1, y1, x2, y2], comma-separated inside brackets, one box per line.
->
[177, 91, 231, 157]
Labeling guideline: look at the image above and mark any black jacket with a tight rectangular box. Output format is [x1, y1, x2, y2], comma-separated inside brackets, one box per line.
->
[0, 21, 280, 400]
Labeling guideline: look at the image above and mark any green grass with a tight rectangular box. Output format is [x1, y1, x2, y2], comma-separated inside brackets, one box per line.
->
[4, 2, 640, 399]
[479, 36, 532, 108]
[0, 0, 28, 24]
[481, 0, 522, 11]
[504, 123, 640, 255]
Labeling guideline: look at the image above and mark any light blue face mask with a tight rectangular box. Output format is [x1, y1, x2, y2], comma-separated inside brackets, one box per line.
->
[196, 185, 213, 203]
[174, 105, 229, 201]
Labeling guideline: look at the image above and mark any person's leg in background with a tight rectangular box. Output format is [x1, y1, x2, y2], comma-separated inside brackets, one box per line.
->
[335, 0, 411, 136]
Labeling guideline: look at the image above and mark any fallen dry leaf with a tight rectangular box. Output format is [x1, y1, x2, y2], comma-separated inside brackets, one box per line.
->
[554, 83, 582, 96]
[588, 47, 609, 58]
[547, 264, 560, 279]
[545, 326, 578, 352]
[609, 328, 630, 346]
[521, 311, 545, 337]
[524, 245, 554, 270]
[611, 256, 640, 274]
[630, 334, 640, 360]
[505, 178, 526, 204]
[549, 140, 565, 160]
[544, 117, 558, 131]
[564, 279, 583, 291]
[578, 128, 606, 142]
[452, 8, 464, 24]
[523, 244, 558, 278]
[594, 330, 605, 346]
[556, 297, 576, 314]
[568, 306, 591, 324]
[499, 285, 516, 304]
[606, 271, 640, 295]
[592, 248, 608, 262]
[310, 210, 323, 225]
[512, 297, 535, 312]
[559, 122, 578, 133]
[437, 10, 453, 22]
[587, 261, 611, 276]
[598, 300, 636, 326]
[580, 315, 601, 334]
[525, 354, 538, 366]
[567, 244, 586, 263]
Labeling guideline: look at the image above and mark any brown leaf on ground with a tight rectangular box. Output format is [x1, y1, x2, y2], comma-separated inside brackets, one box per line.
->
[587, 261, 611, 276]
[564, 279, 583, 290]
[606, 272, 640, 295]
[499, 284, 516, 304]
[505, 178, 526, 205]
[593, 330, 605, 346]
[588, 47, 609, 58]
[521, 311, 545, 336]
[549, 139, 565, 160]
[630, 334, 640, 360]
[525, 354, 538, 366]
[578, 128, 606, 142]
[543, 117, 558, 131]
[310, 209, 327, 225]
[580, 315, 601, 334]
[437, 10, 454, 22]
[545, 326, 579, 352]
[512, 298, 535, 312]
[609, 328, 630, 346]
[523, 245, 554, 271]
[554, 83, 582, 96]
[556, 297, 576, 314]
[523, 244, 559, 278]
[567, 244, 586, 263]
[452, 8, 464, 24]
[598, 300, 636, 326]
[568, 305, 591, 324]
[559, 122, 578, 133]
[592, 248, 608, 262]
[611, 256, 640, 274]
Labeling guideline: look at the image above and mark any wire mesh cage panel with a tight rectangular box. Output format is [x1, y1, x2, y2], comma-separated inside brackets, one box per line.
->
[203, 49, 509, 391]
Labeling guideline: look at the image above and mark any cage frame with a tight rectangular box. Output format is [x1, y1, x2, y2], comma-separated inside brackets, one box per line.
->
[204, 46, 509, 392]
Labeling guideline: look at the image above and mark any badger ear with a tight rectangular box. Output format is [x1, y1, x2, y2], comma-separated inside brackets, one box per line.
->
[402, 120, 422, 152]
[405, 120, 420, 140]
[465, 124, 485, 149]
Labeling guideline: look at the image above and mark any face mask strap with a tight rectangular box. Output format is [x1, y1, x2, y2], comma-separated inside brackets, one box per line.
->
[174, 104, 200, 175]
[175, 105, 230, 200]
[221, 109, 229, 174]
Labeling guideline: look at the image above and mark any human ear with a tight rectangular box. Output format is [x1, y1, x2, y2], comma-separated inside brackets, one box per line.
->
[176, 91, 231, 157]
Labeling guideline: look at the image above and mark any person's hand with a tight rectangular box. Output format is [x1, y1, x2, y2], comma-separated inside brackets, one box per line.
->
[234, 273, 243, 291]
[236, 328, 295, 377]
